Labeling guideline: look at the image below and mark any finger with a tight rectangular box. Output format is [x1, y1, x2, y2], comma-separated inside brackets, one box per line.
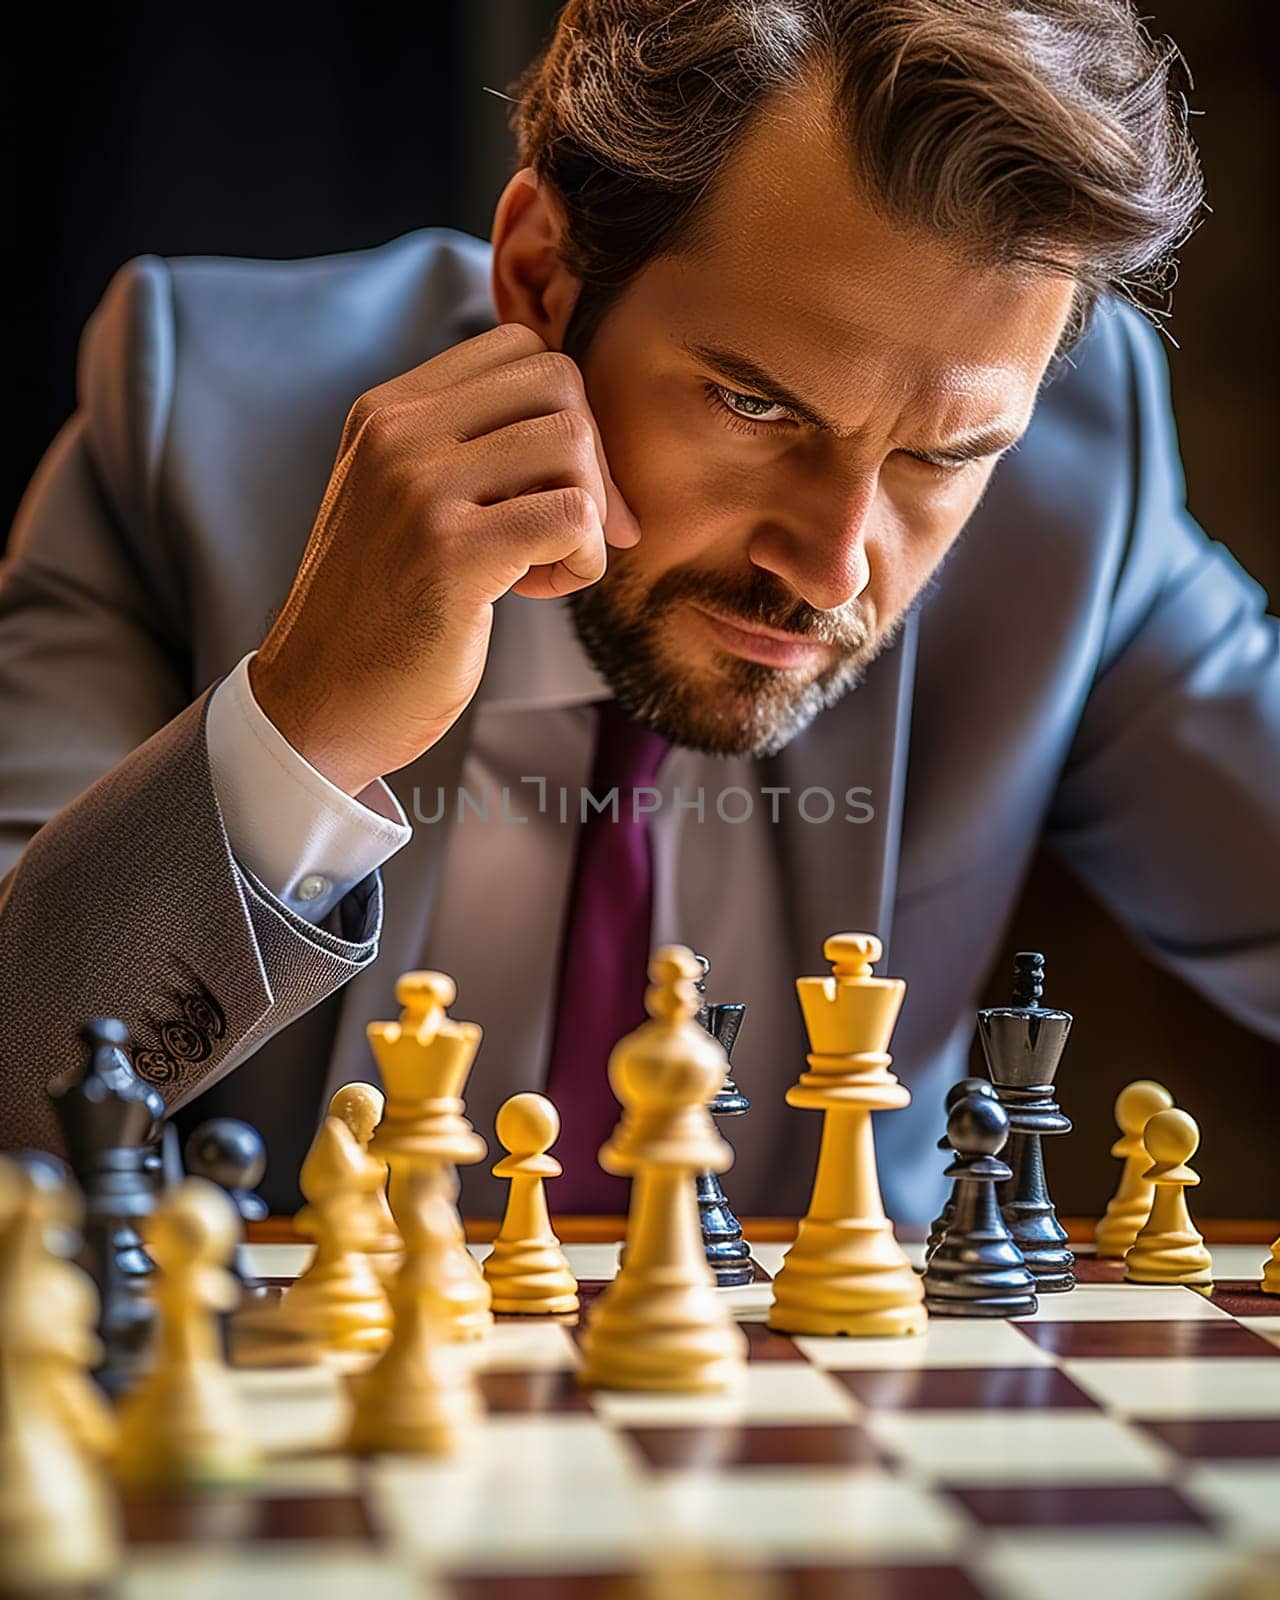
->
[340, 322, 548, 454]
[427, 353, 643, 550]
[442, 412, 612, 533]
[462, 487, 607, 596]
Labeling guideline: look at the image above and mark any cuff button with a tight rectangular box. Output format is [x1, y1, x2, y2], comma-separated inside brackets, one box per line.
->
[295, 873, 331, 903]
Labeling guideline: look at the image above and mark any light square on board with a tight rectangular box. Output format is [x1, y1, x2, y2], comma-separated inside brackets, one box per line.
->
[976, 1530, 1259, 1600]
[1063, 1357, 1280, 1419]
[467, 1320, 580, 1373]
[861, 1412, 1170, 1484]
[368, 1421, 650, 1571]
[1181, 1463, 1280, 1547]
[1022, 1285, 1227, 1323]
[589, 1362, 858, 1426]
[119, 1548, 431, 1600]
[642, 1467, 966, 1562]
[796, 1319, 1053, 1371]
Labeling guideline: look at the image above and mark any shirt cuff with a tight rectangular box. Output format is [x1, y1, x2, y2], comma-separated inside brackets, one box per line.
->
[205, 651, 412, 923]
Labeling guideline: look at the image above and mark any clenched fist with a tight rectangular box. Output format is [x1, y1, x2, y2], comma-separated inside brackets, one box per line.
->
[249, 321, 641, 796]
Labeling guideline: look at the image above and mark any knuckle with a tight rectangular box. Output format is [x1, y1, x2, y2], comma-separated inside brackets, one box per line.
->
[547, 406, 593, 452]
[344, 394, 377, 436]
[557, 485, 599, 532]
[491, 320, 546, 357]
[528, 348, 584, 400]
[355, 397, 420, 455]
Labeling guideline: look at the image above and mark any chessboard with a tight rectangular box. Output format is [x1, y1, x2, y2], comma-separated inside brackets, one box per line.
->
[111, 1233, 1280, 1600]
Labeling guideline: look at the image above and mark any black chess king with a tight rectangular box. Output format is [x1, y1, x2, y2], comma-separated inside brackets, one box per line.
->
[977, 952, 1075, 1294]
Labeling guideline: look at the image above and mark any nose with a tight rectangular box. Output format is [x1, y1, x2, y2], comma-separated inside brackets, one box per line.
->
[746, 471, 876, 614]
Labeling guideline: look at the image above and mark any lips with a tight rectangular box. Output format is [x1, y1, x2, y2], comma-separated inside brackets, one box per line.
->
[687, 603, 835, 669]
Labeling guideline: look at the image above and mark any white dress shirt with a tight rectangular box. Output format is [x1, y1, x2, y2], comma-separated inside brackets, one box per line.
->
[205, 593, 797, 1118]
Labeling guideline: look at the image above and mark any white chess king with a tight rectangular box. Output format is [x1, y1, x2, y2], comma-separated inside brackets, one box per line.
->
[768, 932, 928, 1338]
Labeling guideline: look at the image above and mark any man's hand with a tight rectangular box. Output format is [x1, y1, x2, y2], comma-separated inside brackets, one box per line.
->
[249, 322, 640, 796]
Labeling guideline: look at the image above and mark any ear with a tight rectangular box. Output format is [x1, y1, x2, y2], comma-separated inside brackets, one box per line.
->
[489, 168, 581, 349]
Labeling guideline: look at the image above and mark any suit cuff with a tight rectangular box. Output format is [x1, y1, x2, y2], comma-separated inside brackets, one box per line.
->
[205, 651, 412, 922]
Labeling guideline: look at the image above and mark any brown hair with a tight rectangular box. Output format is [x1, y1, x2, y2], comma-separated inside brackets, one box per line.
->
[505, 0, 1204, 364]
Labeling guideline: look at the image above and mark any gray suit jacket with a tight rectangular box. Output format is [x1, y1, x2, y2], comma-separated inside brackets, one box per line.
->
[3, 227, 1277, 1220]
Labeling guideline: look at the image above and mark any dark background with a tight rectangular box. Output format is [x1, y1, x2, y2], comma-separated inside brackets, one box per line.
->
[8, 3, 1278, 1216]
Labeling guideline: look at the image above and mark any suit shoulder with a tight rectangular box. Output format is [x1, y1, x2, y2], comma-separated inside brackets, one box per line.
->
[76, 226, 496, 436]
[71, 228, 497, 555]
[159, 226, 498, 385]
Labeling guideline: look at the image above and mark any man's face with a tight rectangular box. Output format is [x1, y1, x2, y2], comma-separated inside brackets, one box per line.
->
[530, 85, 1075, 757]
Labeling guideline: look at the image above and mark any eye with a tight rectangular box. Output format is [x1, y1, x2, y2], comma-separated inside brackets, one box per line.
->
[702, 381, 797, 434]
[898, 450, 975, 478]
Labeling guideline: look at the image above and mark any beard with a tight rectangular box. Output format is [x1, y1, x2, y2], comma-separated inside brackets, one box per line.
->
[568, 557, 893, 758]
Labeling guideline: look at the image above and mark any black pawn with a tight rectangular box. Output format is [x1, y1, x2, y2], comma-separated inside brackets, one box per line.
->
[978, 952, 1075, 1293]
[923, 1092, 1038, 1318]
[47, 1017, 165, 1393]
[692, 953, 753, 1288]
[185, 1118, 269, 1294]
[924, 1077, 999, 1261]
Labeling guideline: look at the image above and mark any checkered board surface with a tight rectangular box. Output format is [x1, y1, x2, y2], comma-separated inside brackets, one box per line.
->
[113, 1240, 1280, 1600]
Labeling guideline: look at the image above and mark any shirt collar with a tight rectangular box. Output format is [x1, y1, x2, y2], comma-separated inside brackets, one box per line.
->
[477, 592, 613, 712]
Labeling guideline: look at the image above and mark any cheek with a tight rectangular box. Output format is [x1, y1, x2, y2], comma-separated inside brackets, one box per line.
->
[603, 420, 739, 556]
[869, 481, 978, 607]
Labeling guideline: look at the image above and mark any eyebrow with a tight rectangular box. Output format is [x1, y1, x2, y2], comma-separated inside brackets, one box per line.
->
[681, 336, 1025, 461]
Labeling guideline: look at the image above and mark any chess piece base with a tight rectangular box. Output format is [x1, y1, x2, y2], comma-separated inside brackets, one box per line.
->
[579, 1263, 748, 1391]
[579, 1186, 748, 1393]
[1095, 1197, 1151, 1260]
[708, 1257, 755, 1288]
[1001, 1202, 1075, 1293]
[346, 1351, 479, 1456]
[1124, 1229, 1213, 1287]
[116, 1366, 258, 1489]
[484, 1238, 579, 1316]
[276, 1258, 393, 1356]
[579, 1323, 746, 1393]
[0, 1421, 121, 1587]
[925, 1293, 1039, 1318]
[768, 1219, 927, 1338]
[924, 1236, 1039, 1320]
[696, 1170, 753, 1288]
[437, 1241, 495, 1339]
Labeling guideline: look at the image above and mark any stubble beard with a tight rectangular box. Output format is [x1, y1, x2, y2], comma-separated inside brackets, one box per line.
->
[568, 558, 892, 758]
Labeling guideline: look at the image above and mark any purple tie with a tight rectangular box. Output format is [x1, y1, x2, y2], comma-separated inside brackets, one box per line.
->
[544, 698, 670, 1212]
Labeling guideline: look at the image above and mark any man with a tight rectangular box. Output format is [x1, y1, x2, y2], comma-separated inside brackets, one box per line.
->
[2, 0, 1276, 1220]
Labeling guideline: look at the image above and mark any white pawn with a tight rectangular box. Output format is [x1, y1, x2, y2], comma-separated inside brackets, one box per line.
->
[1261, 1234, 1279, 1297]
[483, 1094, 579, 1315]
[327, 1082, 403, 1284]
[579, 946, 748, 1392]
[1124, 1109, 1213, 1292]
[279, 1115, 394, 1357]
[1094, 1080, 1175, 1258]
[0, 1156, 121, 1589]
[116, 1178, 260, 1488]
[347, 1168, 483, 1456]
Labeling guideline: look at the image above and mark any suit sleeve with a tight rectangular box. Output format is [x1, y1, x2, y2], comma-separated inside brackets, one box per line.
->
[1045, 305, 1280, 1042]
[0, 255, 383, 1153]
